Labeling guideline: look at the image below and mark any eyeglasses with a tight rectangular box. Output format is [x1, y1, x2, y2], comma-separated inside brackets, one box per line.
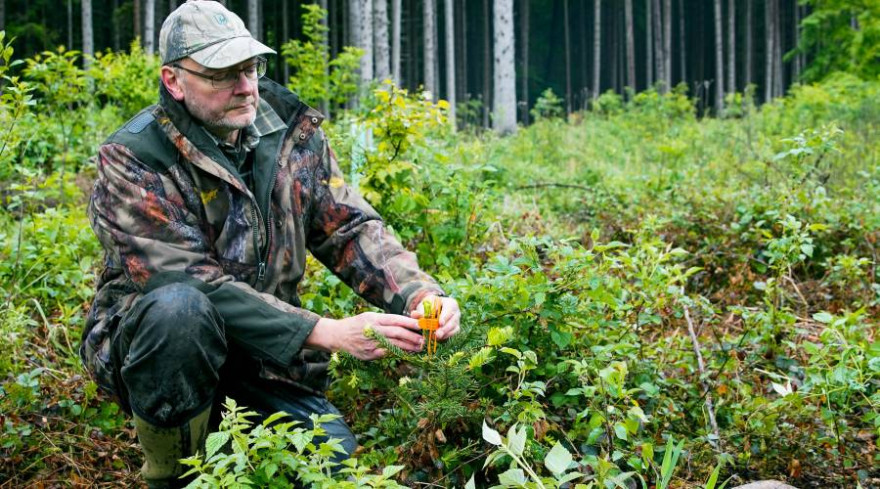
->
[172, 57, 267, 89]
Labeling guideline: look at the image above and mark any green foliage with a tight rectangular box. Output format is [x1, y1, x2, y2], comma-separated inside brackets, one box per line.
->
[798, 0, 880, 82]
[89, 41, 162, 118]
[180, 398, 407, 488]
[281, 4, 363, 109]
[530, 88, 564, 121]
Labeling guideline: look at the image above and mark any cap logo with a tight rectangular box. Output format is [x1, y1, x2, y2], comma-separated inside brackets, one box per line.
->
[213, 14, 228, 26]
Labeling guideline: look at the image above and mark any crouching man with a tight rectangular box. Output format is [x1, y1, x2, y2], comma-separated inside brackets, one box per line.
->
[81, 1, 460, 486]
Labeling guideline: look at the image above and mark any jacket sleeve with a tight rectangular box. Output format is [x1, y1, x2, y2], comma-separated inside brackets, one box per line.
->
[88, 142, 319, 368]
[306, 136, 444, 315]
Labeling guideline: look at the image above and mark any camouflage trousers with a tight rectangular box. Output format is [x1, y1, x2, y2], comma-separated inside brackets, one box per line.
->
[109, 282, 357, 458]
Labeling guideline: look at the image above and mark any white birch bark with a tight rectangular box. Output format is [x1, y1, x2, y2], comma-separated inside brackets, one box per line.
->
[82, 0, 94, 67]
[374, 0, 391, 82]
[144, 0, 155, 55]
[391, 0, 401, 84]
[493, 0, 516, 134]
[727, 0, 735, 93]
[248, 0, 259, 40]
[423, 0, 437, 99]
[444, 0, 456, 129]
[624, 0, 636, 90]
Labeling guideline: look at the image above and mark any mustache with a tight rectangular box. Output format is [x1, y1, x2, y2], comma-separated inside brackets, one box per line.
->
[226, 98, 256, 110]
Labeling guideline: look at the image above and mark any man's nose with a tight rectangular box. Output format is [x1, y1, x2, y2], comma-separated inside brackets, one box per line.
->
[232, 70, 256, 94]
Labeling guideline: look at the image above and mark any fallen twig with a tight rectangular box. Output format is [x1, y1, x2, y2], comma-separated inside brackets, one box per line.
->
[683, 305, 722, 450]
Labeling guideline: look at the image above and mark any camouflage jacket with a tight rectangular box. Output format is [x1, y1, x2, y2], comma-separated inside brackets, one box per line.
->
[82, 79, 443, 398]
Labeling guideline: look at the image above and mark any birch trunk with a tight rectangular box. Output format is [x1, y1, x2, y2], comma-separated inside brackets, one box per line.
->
[424, 0, 437, 98]
[374, 0, 391, 82]
[713, 0, 724, 113]
[392, 0, 401, 84]
[444, 0, 456, 128]
[82, 0, 94, 67]
[493, 0, 516, 134]
[624, 0, 635, 91]
[143, 0, 154, 54]
[248, 0, 259, 40]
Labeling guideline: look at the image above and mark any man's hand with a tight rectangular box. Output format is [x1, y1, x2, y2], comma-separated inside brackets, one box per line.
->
[306, 312, 425, 361]
[410, 296, 461, 341]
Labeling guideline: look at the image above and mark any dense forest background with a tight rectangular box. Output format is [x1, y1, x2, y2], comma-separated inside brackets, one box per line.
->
[3, 0, 879, 128]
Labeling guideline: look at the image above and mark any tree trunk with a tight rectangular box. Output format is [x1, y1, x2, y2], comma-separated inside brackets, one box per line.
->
[0, 0, 4, 32]
[764, 0, 774, 102]
[713, 0, 723, 114]
[792, 0, 800, 80]
[624, 0, 635, 91]
[493, 0, 516, 134]
[144, 0, 155, 54]
[563, 0, 571, 113]
[678, 0, 685, 83]
[645, 0, 652, 87]
[521, 0, 529, 124]
[375, 0, 391, 82]
[282, 0, 290, 83]
[68, 0, 74, 49]
[82, 0, 94, 67]
[169, 0, 177, 11]
[134, 0, 141, 47]
[592, 0, 600, 99]
[652, 0, 663, 91]
[745, 0, 752, 88]
[483, 0, 491, 128]
[248, 0, 259, 40]
[663, 0, 671, 89]
[444, 0, 456, 128]
[458, 0, 467, 107]
[727, 0, 735, 93]
[424, 0, 437, 98]
[392, 0, 401, 84]
[362, 0, 375, 82]
[773, 0, 782, 97]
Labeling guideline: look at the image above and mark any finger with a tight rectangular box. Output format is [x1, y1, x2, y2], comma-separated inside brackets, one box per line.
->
[436, 312, 461, 340]
[439, 299, 459, 325]
[388, 337, 424, 352]
[374, 324, 425, 349]
[364, 348, 386, 360]
[374, 313, 421, 330]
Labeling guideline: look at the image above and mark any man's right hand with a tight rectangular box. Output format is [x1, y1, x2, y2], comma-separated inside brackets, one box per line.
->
[305, 312, 425, 361]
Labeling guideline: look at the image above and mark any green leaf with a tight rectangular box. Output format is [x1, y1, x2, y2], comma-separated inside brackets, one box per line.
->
[204, 431, 230, 459]
[614, 422, 628, 441]
[465, 475, 476, 489]
[483, 421, 502, 446]
[507, 425, 526, 457]
[544, 441, 573, 475]
[498, 468, 527, 486]
[488, 326, 514, 346]
[812, 311, 834, 324]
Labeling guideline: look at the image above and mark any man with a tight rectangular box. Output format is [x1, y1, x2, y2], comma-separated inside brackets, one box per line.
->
[81, 1, 460, 487]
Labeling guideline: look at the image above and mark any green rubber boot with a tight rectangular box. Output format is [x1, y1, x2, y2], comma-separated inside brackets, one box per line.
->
[133, 407, 211, 489]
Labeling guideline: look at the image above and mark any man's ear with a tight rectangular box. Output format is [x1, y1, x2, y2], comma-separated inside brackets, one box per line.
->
[161, 65, 185, 101]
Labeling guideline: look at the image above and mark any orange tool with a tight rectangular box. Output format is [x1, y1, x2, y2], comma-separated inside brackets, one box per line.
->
[418, 297, 443, 357]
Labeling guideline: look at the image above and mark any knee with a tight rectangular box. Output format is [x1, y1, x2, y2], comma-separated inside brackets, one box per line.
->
[137, 283, 222, 344]
[119, 283, 227, 426]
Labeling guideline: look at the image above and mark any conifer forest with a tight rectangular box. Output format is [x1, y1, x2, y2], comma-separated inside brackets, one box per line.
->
[1, 0, 879, 487]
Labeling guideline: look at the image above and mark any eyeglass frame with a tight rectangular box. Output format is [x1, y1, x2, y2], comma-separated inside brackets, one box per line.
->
[170, 56, 267, 90]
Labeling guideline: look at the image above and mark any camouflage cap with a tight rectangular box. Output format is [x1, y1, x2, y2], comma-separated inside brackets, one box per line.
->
[159, 0, 276, 69]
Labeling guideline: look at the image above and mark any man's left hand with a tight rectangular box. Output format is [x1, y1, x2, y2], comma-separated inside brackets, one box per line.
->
[410, 295, 461, 341]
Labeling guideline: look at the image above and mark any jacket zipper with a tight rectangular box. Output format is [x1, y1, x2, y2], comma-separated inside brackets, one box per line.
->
[253, 159, 280, 282]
